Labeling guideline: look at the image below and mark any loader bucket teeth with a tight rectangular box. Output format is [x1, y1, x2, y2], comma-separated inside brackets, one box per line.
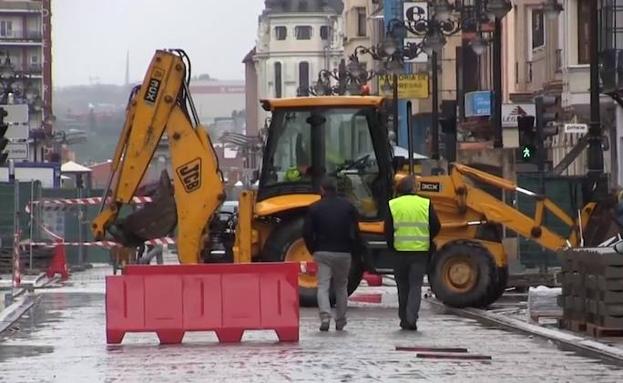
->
[111, 171, 178, 246]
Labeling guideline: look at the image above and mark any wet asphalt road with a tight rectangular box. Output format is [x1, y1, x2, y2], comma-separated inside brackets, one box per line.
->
[1, 266, 622, 383]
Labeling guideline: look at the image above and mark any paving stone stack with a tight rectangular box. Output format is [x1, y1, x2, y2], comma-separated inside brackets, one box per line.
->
[559, 249, 623, 337]
[559, 249, 588, 331]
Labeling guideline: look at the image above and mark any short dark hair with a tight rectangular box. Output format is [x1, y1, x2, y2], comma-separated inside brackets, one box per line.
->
[320, 177, 337, 193]
[396, 176, 415, 195]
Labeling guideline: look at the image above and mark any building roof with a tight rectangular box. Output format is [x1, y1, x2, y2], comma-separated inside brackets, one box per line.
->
[263, 0, 343, 14]
[260, 96, 384, 111]
[242, 47, 256, 64]
[61, 160, 92, 173]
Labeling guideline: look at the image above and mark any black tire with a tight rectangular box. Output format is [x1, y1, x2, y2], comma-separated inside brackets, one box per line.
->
[490, 265, 509, 304]
[262, 218, 364, 307]
[429, 240, 498, 308]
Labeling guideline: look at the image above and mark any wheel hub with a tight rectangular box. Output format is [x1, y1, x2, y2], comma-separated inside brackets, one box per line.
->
[442, 257, 477, 293]
[284, 239, 317, 288]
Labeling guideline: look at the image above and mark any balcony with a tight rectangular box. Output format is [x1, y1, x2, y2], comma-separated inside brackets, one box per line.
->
[22, 63, 42, 74]
[0, 31, 43, 44]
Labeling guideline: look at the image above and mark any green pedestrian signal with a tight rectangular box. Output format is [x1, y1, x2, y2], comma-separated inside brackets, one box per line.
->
[520, 144, 535, 162]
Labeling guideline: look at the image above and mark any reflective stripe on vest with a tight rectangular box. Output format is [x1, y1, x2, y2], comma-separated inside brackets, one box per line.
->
[389, 195, 430, 252]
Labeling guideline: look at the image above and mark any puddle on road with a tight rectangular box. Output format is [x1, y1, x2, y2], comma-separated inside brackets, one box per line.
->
[0, 344, 55, 362]
[0, 292, 103, 362]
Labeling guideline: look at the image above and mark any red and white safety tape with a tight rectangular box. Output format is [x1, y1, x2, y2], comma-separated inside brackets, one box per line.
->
[13, 229, 21, 288]
[25, 196, 153, 213]
[19, 237, 176, 249]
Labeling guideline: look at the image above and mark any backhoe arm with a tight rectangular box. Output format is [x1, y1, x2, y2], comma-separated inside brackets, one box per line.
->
[418, 164, 582, 251]
[91, 50, 224, 264]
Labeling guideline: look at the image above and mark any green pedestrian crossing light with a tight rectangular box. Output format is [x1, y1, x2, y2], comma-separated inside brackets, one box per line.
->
[520, 144, 535, 162]
[517, 115, 536, 163]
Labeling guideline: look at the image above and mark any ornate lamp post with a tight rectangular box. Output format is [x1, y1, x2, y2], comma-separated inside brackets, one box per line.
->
[388, 0, 512, 158]
[310, 58, 378, 96]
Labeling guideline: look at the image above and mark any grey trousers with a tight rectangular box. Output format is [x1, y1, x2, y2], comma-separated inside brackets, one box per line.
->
[393, 254, 428, 324]
[314, 251, 351, 323]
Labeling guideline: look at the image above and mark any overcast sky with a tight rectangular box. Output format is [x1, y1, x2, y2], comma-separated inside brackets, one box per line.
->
[51, 0, 264, 87]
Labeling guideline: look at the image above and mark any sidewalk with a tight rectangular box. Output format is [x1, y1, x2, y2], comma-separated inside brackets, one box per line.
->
[0, 272, 60, 334]
[351, 275, 623, 362]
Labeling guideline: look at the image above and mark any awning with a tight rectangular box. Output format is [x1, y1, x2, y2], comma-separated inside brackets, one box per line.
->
[61, 160, 92, 173]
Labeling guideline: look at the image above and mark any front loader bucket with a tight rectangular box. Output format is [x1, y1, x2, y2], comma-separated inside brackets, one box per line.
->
[110, 171, 177, 246]
[582, 195, 623, 246]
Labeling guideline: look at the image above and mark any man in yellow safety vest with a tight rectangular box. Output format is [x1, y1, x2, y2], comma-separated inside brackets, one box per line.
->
[385, 176, 440, 331]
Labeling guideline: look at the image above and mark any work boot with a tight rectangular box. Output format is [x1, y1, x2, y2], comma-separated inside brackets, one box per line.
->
[400, 320, 417, 331]
[335, 319, 347, 331]
[319, 319, 330, 332]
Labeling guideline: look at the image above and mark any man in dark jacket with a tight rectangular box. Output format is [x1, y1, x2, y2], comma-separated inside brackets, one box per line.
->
[385, 176, 441, 331]
[303, 177, 360, 331]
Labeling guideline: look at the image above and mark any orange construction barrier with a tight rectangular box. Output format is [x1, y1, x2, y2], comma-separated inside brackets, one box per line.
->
[105, 263, 300, 344]
[46, 241, 69, 280]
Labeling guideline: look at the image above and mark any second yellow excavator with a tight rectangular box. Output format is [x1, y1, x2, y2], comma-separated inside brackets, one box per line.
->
[92, 49, 620, 308]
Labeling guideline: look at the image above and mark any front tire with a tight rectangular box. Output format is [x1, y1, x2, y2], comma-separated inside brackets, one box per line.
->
[429, 240, 498, 308]
[262, 218, 364, 307]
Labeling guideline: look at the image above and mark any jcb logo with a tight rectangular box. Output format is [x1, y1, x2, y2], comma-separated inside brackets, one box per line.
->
[143, 78, 161, 104]
[176, 158, 201, 193]
[419, 182, 441, 192]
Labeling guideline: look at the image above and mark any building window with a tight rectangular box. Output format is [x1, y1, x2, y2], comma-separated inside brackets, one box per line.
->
[320, 26, 329, 40]
[274, 62, 282, 98]
[356, 7, 367, 37]
[578, 0, 590, 64]
[531, 9, 545, 50]
[275, 26, 287, 40]
[0, 20, 13, 37]
[299, 62, 309, 96]
[295, 26, 312, 40]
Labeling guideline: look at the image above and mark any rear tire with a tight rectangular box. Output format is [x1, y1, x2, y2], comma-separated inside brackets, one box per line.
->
[429, 240, 498, 308]
[262, 218, 364, 307]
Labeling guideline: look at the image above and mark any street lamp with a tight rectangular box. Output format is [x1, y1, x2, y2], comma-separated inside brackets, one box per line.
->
[390, 0, 511, 157]
[310, 58, 376, 96]
[542, 0, 563, 20]
[469, 35, 488, 56]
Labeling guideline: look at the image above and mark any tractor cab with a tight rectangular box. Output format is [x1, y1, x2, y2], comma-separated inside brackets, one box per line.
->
[257, 96, 394, 221]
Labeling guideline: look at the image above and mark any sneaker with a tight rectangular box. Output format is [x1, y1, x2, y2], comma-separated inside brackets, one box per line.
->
[319, 320, 330, 332]
[335, 320, 347, 331]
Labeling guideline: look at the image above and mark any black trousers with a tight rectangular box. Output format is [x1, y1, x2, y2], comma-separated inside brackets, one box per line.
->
[393, 253, 429, 324]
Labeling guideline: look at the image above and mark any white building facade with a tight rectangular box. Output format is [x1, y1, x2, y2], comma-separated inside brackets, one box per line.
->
[249, 0, 345, 131]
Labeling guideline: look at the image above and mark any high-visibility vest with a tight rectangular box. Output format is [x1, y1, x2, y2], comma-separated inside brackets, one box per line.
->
[389, 194, 430, 252]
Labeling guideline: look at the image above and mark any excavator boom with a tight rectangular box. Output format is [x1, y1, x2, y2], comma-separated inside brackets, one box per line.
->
[91, 49, 224, 263]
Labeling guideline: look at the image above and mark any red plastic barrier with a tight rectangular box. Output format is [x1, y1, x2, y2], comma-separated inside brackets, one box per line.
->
[363, 272, 383, 286]
[46, 241, 69, 280]
[106, 262, 300, 344]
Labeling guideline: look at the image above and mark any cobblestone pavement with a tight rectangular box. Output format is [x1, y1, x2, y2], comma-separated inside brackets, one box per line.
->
[0, 265, 622, 383]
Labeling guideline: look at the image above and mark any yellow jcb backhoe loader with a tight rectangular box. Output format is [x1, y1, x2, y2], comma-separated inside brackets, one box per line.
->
[92, 50, 620, 309]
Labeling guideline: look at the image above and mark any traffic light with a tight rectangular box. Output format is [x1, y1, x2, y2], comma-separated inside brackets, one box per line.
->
[535, 95, 560, 172]
[0, 107, 8, 166]
[517, 115, 536, 163]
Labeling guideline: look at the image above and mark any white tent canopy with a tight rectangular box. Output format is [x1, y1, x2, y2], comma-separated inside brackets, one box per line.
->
[61, 160, 92, 173]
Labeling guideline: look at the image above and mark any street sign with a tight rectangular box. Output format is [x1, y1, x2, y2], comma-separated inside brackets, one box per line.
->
[403, 1, 428, 38]
[6, 142, 28, 160]
[404, 37, 427, 63]
[378, 73, 429, 100]
[465, 91, 492, 117]
[563, 123, 588, 134]
[501, 103, 536, 127]
[1, 104, 29, 123]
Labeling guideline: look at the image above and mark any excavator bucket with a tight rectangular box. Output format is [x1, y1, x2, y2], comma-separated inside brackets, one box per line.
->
[110, 171, 178, 246]
[582, 195, 623, 247]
